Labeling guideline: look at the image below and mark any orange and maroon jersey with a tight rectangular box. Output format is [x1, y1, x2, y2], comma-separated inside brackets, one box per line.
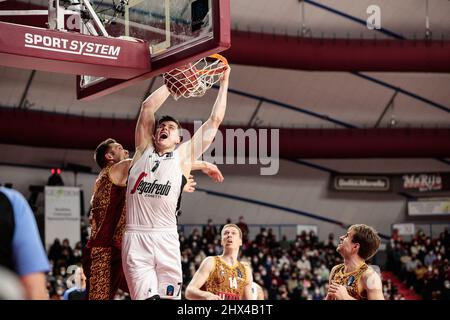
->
[201, 256, 250, 300]
[330, 263, 368, 300]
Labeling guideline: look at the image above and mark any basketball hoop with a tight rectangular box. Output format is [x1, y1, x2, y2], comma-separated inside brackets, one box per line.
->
[163, 54, 229, 100]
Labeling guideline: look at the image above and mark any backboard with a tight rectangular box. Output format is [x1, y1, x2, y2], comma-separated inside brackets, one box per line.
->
[0, 0, 230, 100]
[77, 0, 230, 100]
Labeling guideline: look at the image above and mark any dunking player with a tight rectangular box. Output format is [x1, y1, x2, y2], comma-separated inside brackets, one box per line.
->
[122, 66, 231, 300]
[185, 224, 254, 300]
[83, 139, 223, 300]
[325, 224, 384, 300]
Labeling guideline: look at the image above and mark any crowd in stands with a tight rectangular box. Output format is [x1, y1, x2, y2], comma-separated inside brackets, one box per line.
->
[3, 182, 447, 300]
[43, 217, 412, 300]
[386, 228, 450, 300]
[43, 216, 449, 300]
[46, 238, 83, 299]
[5, 183, 445, 300]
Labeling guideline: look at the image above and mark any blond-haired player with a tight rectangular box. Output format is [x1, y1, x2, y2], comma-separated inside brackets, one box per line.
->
[185, 224, 254, 300]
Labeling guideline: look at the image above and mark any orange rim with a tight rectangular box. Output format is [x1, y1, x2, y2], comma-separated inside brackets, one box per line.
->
[196, 54, 228, 75]
[208, 53, 228, 65]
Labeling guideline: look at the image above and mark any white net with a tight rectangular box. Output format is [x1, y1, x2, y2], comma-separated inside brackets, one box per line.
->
[162, 54, 228, 100]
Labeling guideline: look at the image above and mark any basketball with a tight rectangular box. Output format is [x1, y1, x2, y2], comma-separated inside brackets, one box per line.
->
[163, 63, 201, 99]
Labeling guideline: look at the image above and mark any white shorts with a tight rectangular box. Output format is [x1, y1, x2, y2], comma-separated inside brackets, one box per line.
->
[121, 226, 182, 300]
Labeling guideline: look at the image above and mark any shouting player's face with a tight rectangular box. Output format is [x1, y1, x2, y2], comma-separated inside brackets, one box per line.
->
[154, 121, 180, 150]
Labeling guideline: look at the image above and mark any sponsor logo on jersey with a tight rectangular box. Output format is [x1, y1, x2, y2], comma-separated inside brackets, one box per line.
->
[130, 172, 171, 196]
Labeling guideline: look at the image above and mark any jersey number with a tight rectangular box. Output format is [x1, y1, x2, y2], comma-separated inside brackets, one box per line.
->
[228, 277, 238, 289]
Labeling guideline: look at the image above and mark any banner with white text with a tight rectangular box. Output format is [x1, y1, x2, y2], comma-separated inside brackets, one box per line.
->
[45, 186, 81, 250]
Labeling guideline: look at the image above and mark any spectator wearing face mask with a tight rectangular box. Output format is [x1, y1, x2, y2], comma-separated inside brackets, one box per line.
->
[236, 216, 249, 244]
[202, 219, 218, 243]
[424, 251, 437, 267]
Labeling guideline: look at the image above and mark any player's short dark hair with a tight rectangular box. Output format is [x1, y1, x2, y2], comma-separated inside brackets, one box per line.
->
[157, 115, 182, 130]
[94, 138, 116, 169]
[157, 115, 183, 141]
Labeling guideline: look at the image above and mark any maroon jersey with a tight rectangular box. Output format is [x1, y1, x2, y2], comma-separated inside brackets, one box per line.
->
[83, 165, 128, 300]
[87, 165, 126, 249]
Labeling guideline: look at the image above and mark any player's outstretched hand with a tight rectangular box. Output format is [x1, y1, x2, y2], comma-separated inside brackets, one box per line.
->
[202, 163, 224, 183]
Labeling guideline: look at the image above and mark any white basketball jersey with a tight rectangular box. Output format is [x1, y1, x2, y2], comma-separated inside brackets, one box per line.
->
[126, 146, 184, 228]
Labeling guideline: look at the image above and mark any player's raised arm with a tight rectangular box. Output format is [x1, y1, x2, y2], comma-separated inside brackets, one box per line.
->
[179, 67, 230, 167]
[134, 85, 171, 162]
